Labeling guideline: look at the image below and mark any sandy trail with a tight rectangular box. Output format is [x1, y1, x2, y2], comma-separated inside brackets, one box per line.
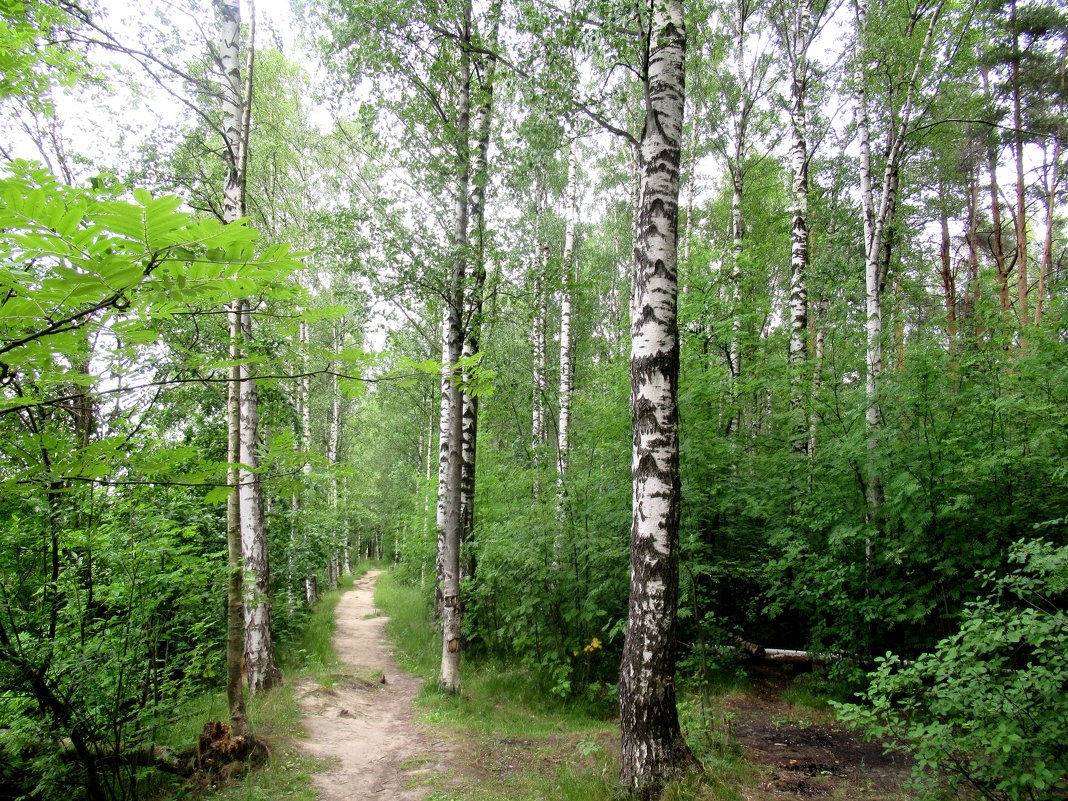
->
[297, 570, 453, 800]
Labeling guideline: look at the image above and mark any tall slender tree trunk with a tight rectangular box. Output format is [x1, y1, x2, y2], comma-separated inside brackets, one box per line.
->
[440, 0, 472, 694]
[1035, 132, 1060, 327]
[855, 1, 884, 527]
[964, 160, 982, 338]
[1009, 0, 1029, 330]
[938, 188, 958, 360]
[434, 303, 451, 614]
[226, 305, 247, 736]
[460, 14, 498, 581]
[982, 68, 1012, 317]
[219, 0, 250, 729]
[238, 300, 283, 693]
[729, 169, 744, 385]
[786, 0, 812, 396]
[218, 0, 282, 693]
[618, 2, 695, 797]
[854, 0, 943, 531]
[327, 320, 342, 590]
[298, 317, 317, 602]
[1035, 50, 1063, 328]
[807, 299, 827, 463]
[531, 231, 548, 498]
[556, 122, 578, 515]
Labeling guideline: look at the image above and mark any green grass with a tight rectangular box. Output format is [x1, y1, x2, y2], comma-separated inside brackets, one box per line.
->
[374, 570, 759, 801]
[152, 563, 372, 800]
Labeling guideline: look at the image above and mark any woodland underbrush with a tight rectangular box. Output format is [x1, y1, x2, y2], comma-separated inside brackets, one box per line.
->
[376, 571, 763, 801]
[147, 569, 367, 801]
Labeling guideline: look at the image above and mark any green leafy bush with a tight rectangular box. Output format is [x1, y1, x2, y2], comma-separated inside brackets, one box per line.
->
[836, 538, 1068, 801]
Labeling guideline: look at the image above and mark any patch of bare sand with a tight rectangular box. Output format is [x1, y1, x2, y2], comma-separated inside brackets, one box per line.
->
[297, 570, 453, 800]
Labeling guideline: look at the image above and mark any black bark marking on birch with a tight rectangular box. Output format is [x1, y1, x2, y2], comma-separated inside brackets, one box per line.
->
[631, 352, 679, 386]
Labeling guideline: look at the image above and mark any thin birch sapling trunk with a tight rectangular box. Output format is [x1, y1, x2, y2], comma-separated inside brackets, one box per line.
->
[1009, 0, 1028, 332]
[531, 241, 548, 491]
[981, 68, 1012, 317]
[299, 317, 317, 603]
[434, 302, 450, 615]
[1035, 48, 1063, 327]
[327, 320, 343, 591]
[854, 0, 944, 532]
[618, 1, 695, 796]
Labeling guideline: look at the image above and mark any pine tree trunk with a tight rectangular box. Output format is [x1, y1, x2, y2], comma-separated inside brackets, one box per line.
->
[440, 0, 472, 694]
[618, 2, 695, 797]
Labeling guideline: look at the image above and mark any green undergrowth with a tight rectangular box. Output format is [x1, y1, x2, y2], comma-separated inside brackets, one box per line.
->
[375, 570, 759, 801]
[278, 569, 362, 680]
[157, 564, 372, 801]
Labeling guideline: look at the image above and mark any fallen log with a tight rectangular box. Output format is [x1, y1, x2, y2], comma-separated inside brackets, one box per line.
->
[725, 638, 859, 668]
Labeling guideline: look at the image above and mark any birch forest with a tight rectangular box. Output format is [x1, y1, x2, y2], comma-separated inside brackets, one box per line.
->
[0, 0, 1065, 799]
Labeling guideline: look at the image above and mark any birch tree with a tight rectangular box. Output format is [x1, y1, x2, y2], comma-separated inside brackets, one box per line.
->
[618, 0, 695, 796]
[439, 0, 473, 695]
[217, 0, 281, 717]
[853, 0, 949, 529]
[771, 0, 828, 424]
[460, 8, 500, 578]
[556, 120, 579, 511]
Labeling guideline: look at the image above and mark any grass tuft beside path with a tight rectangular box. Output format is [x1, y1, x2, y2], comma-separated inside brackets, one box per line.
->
[374, 571, 757, 801]
[155, 566, 373, 801]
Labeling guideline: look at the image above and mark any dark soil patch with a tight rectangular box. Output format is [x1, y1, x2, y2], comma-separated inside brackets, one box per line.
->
[721, 671, 913, 800]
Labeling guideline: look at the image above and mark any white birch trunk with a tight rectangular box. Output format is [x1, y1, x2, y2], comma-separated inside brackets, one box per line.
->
[807, 300, 827, 462]
[220, 0, 248, 721]
[1035, 113, 1062, 327]
[556, 123, 578, 512]
[327, 321, 342, 590]
[459, 23, 498, 580]
[855, 0, 944, 529]
[785, 0, 812, 407]
[440, 0, 472, 694]
[238, 300, 282, 693]
[531, 236, 548, 498]
[618, 2, 694, 795]
[1009, 2, 1028, 331]
[434, 303, 450, 611]
[218, 0, 277, 715]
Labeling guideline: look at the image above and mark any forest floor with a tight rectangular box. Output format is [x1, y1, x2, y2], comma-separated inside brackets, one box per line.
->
[295, 571, 913, 801]
[721, 670, 913, 800]
[295, 569, 456, 801]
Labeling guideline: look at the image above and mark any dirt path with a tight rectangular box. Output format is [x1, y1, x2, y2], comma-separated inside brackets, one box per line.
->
[297, 570, 453, 801]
